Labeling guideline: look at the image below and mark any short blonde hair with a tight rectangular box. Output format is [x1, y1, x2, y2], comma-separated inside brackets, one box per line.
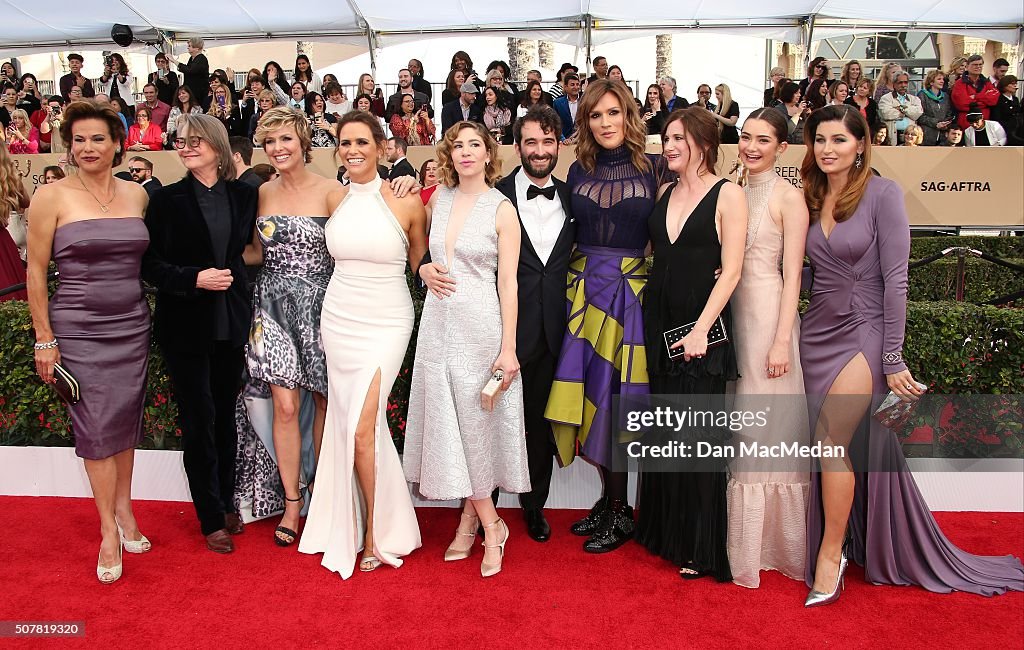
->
[435, 121, 501, 188]
[178, 113, 236, 181]
[254, 106, 312, 163]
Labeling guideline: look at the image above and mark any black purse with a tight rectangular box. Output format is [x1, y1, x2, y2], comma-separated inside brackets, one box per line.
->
[663, 316, 729, 360]
[52, 363, 81, 405]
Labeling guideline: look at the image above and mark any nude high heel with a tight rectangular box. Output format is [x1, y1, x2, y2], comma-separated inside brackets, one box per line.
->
[445, 511, 479, 562]
[118, 524, 152, 554]
[480, 518, 508, 578]
[97, 543, 123, 584]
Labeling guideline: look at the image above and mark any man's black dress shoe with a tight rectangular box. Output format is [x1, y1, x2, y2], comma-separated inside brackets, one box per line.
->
[524, 509, 551, 542]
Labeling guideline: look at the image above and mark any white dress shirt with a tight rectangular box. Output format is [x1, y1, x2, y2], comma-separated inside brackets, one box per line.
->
[514, 169, 565, 266]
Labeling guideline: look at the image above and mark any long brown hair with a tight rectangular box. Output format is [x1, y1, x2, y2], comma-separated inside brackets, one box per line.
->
[574, 78, 650, 175]
[662, 107, 719, 176]
[800, 105, 871, 223]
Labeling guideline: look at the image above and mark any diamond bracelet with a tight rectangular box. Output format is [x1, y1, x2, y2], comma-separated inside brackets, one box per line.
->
[34, 339, 59, 350]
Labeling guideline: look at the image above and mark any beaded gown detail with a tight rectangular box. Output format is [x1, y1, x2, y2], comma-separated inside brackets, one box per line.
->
[726, 169, 809, 588]
[802, 176, 1023, 594]
[404, 186, 530, 501]
[300, 176, 421, 578]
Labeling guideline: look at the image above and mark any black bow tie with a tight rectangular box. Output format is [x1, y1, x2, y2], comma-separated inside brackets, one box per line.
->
[527, 185, 556, 201]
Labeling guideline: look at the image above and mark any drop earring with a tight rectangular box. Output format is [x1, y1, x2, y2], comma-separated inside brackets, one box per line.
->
[855, 152, 863, 169]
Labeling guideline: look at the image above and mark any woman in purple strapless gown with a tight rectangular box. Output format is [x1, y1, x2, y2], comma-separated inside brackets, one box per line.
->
[799, 105, 1023, 607]
[27, 102, 152, 585]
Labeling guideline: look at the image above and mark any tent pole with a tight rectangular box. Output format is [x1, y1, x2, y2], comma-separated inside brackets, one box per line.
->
[584, 14, 593, 76]
[367, 30, 377, 81]
[764, 38, 773, 92]
[1017, 26, 1023, 94]
[803, 14, 816, 73]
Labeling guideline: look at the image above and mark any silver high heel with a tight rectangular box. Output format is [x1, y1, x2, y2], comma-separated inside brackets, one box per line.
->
[118, 524, 152, 554]
[480, 518, 508, 578]
[804, 551, 848, 607]
[445, 512, 479, 562]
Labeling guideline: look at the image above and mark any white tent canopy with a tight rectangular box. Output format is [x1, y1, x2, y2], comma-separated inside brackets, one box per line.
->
[4, 1, 1022, 57]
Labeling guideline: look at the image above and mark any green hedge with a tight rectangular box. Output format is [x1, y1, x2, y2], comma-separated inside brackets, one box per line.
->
[908, 258, 1024, 303]
[910, 236, 1024, 259]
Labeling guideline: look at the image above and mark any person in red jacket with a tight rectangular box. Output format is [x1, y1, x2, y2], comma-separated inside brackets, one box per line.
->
[125, 106, 164, 151]
[951, 54, 1000, 129]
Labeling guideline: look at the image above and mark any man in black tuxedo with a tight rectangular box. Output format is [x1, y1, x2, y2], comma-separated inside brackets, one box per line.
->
[128, 156, 163, 197]
[441, 82, 484, 133]
[419, 106, 574, 542]
[386, 137, 417, 180]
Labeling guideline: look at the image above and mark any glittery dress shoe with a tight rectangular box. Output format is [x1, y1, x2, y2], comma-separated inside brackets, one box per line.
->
[205, 529, 235, 554]
[583, 500, 634, 554]
[524, 509, 551, 542]
[570, 497, 608, 536]
[225, 513, 245, 535]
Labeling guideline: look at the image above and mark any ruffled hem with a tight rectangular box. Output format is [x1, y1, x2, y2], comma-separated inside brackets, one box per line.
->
[726, 477, 809, 588]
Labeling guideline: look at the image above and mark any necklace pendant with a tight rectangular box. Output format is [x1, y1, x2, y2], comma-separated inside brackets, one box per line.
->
[100, 205, 110, 213]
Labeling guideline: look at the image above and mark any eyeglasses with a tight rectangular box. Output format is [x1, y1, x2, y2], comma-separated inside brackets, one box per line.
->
[128, 167, 146, 173]
[698, 90, 710, 95]
[173, 136, 205, 149]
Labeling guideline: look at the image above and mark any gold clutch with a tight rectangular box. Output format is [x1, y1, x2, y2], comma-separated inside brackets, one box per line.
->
[480, 370, 505, 412]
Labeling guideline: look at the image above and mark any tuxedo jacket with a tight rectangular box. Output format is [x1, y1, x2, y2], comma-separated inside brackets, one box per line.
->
[388, 158, 417, 181]
[141, 177, 163, 198]
[494, 168, 575, 366]
[141, 175, 257, 352]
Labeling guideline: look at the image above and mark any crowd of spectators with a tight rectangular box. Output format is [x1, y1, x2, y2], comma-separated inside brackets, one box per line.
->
[2, 44, 1021, 156]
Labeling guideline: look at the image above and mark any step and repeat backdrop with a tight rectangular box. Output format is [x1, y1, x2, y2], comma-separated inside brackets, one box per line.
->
[10, 146, 1023, 228]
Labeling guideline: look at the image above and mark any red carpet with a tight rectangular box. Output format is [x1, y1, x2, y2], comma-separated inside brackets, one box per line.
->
[1, 497, 1022, 648]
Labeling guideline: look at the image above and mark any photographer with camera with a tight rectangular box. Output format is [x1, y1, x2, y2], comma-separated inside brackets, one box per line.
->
[388, 94, 436, 146]
[35, 95, 66, 153]
[95, 54, 134, 111]
[147, 52, 179, 106]
[59, 53, 95, 100]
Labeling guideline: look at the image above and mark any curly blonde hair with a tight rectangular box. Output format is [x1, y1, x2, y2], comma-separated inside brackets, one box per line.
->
[254, 106, 313, 163]
[435, 121, 501, 188]
[574, 79, 650, 175]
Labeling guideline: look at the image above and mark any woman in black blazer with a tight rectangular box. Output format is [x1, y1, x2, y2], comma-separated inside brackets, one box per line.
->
[142, 114, 257, 554]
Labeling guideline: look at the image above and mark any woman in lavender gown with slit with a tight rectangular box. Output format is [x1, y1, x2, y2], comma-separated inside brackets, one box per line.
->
[799, 105, 1023, 607]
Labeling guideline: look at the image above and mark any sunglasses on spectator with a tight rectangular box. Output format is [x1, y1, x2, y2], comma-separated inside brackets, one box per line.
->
[128, 167, 146, 173]
[173, 136, 205, 149]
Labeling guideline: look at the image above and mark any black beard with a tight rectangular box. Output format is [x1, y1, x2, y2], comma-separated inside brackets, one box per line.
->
[521, 154, 556, 179]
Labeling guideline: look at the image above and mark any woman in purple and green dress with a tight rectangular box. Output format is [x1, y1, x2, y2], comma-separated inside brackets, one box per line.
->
[545, 79, 661, 553]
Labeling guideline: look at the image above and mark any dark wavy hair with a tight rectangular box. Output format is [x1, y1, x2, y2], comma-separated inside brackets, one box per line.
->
[512, 105, 563, 144]
[262, 61, 290, 94]
[60, 101, 127, 167]
[801, 105, 872, 223]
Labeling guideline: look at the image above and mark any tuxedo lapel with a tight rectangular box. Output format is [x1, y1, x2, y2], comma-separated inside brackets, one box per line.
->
[497, 169, 541, 267]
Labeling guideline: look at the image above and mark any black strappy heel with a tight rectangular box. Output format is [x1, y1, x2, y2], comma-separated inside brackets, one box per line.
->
[274, 491, 305, 547]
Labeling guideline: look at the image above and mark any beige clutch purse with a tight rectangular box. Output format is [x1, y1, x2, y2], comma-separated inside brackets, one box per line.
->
[480, 370, 505, 411]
